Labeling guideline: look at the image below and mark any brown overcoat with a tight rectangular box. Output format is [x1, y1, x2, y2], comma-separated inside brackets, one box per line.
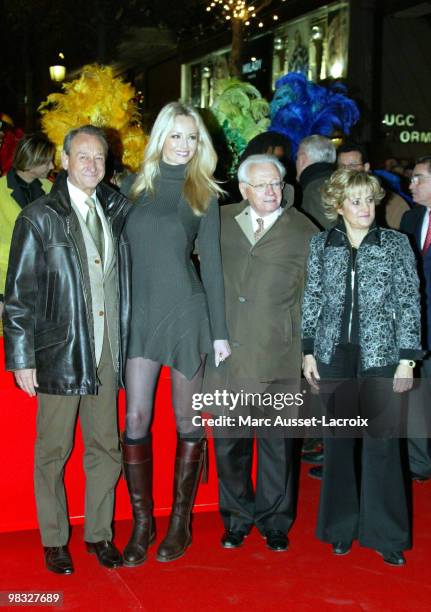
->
[204, 193, 317, 400]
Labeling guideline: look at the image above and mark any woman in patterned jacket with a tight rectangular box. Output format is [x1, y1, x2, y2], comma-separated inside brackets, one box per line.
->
[302, 169, 422, 566]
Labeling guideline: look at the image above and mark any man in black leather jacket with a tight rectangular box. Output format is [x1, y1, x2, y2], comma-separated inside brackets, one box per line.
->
[3, 125, 131, 575]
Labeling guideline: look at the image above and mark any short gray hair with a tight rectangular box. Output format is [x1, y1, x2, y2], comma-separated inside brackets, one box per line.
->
[237, 154, 286, 183]
[298, 135, 336, 164]
[63, 125, 108, 156]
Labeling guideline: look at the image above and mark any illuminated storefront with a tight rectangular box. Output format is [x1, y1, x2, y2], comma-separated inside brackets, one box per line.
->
[140, 1, 431, 161]
[272, 2, 349, 85]
[182, 1, 349, 108]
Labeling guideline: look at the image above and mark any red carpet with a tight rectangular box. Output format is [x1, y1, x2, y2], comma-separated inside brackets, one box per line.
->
[0, 471, 430, 612]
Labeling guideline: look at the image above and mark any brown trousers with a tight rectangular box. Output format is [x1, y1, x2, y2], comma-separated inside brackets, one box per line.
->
[34, 330, 121, 546]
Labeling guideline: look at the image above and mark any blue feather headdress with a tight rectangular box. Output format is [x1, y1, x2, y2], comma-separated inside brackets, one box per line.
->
[269, 72, 360, 158]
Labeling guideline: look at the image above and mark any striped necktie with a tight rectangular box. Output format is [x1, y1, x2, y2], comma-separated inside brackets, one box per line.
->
[254, 217, 265, 242]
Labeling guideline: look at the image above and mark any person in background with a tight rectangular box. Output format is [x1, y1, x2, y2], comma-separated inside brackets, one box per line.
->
[296, 134, 336, 230]
[0, 133, 54, 319]
[302, 169, 422, 566]
[239, 131, 292, 170]
[223, 131, 294, 205]
[296, 134, 336, 472]
[337, 142, 410, 229]
[120, 102, 230, 566]
[400, 156, 431, 482]
[0, 113, 25, 176]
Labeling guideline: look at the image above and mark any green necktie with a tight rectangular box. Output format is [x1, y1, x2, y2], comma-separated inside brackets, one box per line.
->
[85, 197, 104, 262]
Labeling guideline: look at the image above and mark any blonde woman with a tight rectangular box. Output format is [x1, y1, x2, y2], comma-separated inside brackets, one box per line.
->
[302, 170, 422, 566]
[121, 102, 230, 566]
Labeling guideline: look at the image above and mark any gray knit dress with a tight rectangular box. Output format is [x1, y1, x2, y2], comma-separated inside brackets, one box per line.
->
[124, 161, 228, 380]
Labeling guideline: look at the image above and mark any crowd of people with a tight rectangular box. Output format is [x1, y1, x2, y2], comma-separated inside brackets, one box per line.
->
[1, 103, 430, 577]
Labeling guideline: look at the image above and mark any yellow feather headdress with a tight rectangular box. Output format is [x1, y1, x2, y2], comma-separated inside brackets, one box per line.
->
[38, 64, 148, 172]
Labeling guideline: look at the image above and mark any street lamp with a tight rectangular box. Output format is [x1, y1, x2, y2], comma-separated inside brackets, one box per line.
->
[49, 52, 66, 82]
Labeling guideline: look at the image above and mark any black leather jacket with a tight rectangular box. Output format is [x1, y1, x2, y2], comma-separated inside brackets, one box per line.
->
[3, 171, 131, 395]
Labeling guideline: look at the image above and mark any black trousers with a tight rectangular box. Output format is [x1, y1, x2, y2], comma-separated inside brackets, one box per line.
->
[316, 344, 411, 551]
[214, 427, 296, 535]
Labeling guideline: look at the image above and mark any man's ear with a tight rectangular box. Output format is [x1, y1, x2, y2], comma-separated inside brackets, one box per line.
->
[239, 182, 248, 201]
[61, 150, 69, 171]
[364, 162, 371, 172]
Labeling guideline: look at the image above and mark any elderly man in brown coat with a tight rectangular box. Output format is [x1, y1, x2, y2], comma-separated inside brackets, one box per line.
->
[204, 154, 317, 552]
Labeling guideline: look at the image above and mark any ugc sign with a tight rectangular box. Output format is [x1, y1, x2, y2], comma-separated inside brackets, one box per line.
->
[382, 114, 431, 143]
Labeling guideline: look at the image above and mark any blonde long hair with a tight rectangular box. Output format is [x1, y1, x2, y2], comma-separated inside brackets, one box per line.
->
[130, 102, 223, 215]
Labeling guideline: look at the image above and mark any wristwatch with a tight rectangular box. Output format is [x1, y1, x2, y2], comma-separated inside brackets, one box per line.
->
[399, 359, 416, 368]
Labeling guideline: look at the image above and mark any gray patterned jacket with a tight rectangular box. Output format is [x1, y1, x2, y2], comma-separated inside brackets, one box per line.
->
[301, 222, 422, 370]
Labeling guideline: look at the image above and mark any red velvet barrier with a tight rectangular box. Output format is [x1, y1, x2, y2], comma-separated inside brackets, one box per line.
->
[0, 338, 219, 534]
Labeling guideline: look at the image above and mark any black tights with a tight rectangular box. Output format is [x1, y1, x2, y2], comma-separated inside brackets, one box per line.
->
[125, 356, 206, 440]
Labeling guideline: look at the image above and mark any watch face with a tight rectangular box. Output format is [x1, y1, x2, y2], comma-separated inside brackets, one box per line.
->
[400, 360, 415, 368]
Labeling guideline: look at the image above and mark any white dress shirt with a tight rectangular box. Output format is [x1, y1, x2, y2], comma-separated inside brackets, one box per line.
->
[249, 205, 283, 235]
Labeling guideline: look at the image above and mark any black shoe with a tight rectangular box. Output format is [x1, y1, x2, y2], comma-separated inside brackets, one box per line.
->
[308, 466, 323, 480]
[377, 550, 406, 566]
[265, 531, 289, 552]
[332, 541, 351, 555]
[86, 540, 123, 568]
[44, 546, 74, 575]
[302, 451, 324, 464]
[410, 471, 430, 483]
[221, 530, 247, 549]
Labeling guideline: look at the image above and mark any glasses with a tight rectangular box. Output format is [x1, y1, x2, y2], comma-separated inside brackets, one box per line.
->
[338, 162, 364, 170]
[245, 181, 284, 193]
[410, 175, 431, 185]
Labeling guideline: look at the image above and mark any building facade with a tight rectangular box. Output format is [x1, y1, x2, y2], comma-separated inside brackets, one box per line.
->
[139, 0, 431, 163]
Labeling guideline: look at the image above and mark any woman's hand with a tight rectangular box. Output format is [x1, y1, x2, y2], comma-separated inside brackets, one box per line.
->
[302, 354, 320, 391]
[214, 339, 231, 367]
[393, 363, 414, 393]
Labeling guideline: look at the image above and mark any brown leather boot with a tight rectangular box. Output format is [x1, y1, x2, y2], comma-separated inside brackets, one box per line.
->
[156, 437, 208, 562]
[122, 434, 155, 567]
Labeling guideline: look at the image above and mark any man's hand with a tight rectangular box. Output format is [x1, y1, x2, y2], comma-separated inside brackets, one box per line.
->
[302, 354, 320, 391]
[214, 339, 231, 367]
[393, 363, 414, 393]
[14, 368, 38, 397]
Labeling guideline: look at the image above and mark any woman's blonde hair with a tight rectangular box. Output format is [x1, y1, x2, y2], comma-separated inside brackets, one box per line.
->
[130, 101, 223, 214]
[322, 169, 385, 221]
